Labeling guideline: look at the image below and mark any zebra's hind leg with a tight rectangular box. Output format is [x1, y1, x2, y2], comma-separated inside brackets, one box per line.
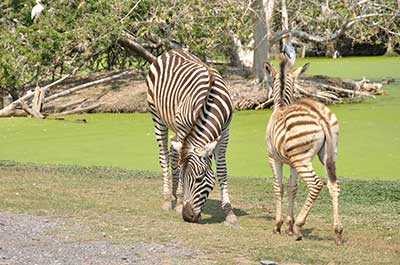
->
[292, 161, 323, 241]
[170, 143, 183, 214]
[153, 119, 171, 210]
[214, 131, 239, 227]
[269, 157, 284, 234]
[286, 167, 298, 236]
[319, 149, 343, 245]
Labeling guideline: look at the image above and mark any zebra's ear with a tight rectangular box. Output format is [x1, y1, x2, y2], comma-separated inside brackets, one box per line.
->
[292, 62, 310, 79]
[264, 62, 277, 78]
[197, 138, 219, 157]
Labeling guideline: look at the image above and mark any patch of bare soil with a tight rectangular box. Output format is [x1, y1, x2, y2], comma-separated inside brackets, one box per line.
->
[46, 70, 265, 114]
[43, 68, 384, 115]
[0, 212, 201, 265]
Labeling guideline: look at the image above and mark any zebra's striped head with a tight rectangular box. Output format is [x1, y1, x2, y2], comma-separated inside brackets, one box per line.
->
[264, 58, 309, 107]
[172, 140, 218, 223]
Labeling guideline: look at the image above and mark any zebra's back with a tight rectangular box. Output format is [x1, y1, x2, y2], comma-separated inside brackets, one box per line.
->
[146, 49, 232, 144]
[267, 98, 339, 164]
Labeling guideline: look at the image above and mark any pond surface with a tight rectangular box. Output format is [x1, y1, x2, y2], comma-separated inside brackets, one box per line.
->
[0, 57, 399, 180]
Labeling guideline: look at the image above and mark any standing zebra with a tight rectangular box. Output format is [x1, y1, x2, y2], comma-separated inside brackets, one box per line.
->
[264, 50, 343, 244]
[146, 49, 238, 226]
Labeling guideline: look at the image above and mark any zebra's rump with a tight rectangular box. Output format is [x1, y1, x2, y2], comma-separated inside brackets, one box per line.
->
[146, 49, 232, 144]
[267, 98, 338, 162]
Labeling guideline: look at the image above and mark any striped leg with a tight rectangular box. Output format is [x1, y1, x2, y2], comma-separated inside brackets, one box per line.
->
[319, 144, 343, 245]
[292, 161, 323, 240]
[170, 144, 183, 214]
[214, 130, 239, 227]
[286, 167, 298, 236]
[269, 157, 284, 234]
[152, 115, 171, 210]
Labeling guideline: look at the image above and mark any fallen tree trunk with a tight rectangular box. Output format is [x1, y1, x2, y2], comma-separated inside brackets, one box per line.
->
[0, 65, 82, 118]
[233, 75, 386, 110]
[20, 101, 45, 119]
[43, 71, 129, 103]
[32, 87, 46, 113]
[51, 103, 101, 116]
[43, 98, 88, 113]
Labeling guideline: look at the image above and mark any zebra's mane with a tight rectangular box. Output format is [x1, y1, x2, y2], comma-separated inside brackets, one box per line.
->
[279, 55, 289, 104]
[173, 50, 217, 162]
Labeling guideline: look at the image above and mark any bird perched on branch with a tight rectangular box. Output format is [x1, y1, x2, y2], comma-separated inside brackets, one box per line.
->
[31, 0, 44, 23]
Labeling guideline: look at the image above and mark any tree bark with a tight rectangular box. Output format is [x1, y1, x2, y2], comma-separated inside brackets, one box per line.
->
[252, 0, 275, 82]
[32, 87, 45, 113]
[118, 32, 156, 63]
[51, 103, 101, 116]
[20, 101, 45, 119]
[280, 0, 289, 48]
[43, 71, 129, 103]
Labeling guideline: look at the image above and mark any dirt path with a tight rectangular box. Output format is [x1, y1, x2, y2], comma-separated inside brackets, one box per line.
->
[0, 212, 201, 265]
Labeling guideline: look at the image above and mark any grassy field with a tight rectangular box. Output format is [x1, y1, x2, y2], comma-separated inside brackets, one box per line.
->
[0, 57, 399, 264]
[0, 57, 399, 179]
[0, 161, 398, 264]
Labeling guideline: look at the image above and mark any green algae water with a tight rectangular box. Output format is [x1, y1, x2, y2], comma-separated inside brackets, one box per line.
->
[0, 56, 399, 179]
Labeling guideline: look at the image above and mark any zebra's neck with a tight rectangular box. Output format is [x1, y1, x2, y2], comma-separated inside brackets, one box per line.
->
[273, 79, 294, 108]
[273, 60, 295, 108]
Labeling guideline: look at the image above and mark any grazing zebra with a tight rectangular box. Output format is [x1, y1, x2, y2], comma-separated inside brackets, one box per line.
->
[264, 52, 343, 244]
[146, 49, 238, 226]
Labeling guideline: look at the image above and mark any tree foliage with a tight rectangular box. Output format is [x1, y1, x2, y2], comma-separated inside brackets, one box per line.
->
[0, 0, 398, 97]
[0, 0, 252, 96]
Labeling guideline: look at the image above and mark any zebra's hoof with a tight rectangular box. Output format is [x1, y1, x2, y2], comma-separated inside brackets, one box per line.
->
[273, 227, 281, 234]
[224, 219, 240, 228]
[285, 227, 293, 236]
[225, 213, 240, 228]
[335, 232, 344, 245]
[162, 201, 172, 211]
[293, 225, 302, 241]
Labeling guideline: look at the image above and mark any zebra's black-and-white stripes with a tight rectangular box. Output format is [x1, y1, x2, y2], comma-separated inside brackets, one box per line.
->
[264, 54, 343, 244]
[146, 49, 238, 226]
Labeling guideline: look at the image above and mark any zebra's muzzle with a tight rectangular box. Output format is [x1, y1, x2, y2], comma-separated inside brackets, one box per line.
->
[182, 203, 201, 223]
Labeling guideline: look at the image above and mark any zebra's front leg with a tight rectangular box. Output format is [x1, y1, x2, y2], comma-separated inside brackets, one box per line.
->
[269, 157, 284, 234]
[154, 122, 171, 210]
[170, 143, 183, 214]
[286, 167, 298, 236]
[292, 162, 323, 241]
[214, 132, 239, 227]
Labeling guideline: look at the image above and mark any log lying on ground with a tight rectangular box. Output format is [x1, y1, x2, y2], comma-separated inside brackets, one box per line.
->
[43, 71, 129, 103]
[20, 101, 45, 119]
[0, 70, 130, 118]
[51, 103, 101, 116]
[234, 75, 387, 110]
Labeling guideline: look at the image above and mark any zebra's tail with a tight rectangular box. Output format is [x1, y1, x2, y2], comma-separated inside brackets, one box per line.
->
[320, 120, 337, 182]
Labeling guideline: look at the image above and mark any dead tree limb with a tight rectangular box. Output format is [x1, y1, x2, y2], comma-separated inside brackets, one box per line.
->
[43, 98, 88, 113]
[0, 65, 82, 117]
[51, 103, 101, 116]
[322, 84, 376, 98]
[118, 31, 156, 63]
[43, 71, 130, 103]
[32, 87, 45, 113]
[20, 101, 45, 119]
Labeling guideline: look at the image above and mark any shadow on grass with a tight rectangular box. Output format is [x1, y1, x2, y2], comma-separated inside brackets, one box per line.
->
[200, 199, 249, 225]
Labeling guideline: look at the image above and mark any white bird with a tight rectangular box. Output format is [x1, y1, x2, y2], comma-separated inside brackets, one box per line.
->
[31, 0, 44, 23]
[282, 43, 296, 68]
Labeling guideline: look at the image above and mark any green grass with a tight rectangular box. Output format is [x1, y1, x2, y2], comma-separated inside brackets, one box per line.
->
[0, 56, 399, 179]
[0, 161, 399, 264]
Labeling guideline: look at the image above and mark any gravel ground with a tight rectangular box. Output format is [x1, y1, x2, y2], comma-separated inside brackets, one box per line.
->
[0, 212, 201, 265]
